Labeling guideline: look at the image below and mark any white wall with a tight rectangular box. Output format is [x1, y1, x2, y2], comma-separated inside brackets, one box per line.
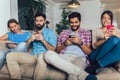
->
[50, 0, 102, 30]
[46, 1, 56, 31]
[46, 1, 62, 31]
[0, 0, 102, 36]
[0, 0, 11, 36]
[72, 0, 101, 29]
[10, 0, 18, 20]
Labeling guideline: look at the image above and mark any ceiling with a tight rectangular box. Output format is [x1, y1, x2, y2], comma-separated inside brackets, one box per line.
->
[50, 0, 93, 3]
[50, 0, 120, 10]
[100, 0, 120, 10]
[50, 0, 120, 4]
[100, 0, 120, 4]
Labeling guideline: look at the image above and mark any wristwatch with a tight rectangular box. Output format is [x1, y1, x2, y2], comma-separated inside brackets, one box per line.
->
[63, 42, 68, 47]
[79, 41, 83, 47]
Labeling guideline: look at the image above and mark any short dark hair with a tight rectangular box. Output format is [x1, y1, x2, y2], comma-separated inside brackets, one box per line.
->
[68, 12, 81, 22]
[7, 19, 19, 28]
[35, 13, 46, 20]
[101, 10, 113, 24]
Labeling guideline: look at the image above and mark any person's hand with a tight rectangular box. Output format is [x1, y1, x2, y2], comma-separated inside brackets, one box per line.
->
[29, 32, 36, 41]
[108, 27, 117, 36]
[104, 31, 110, 40]
[64, 37, 73, 46]
[7, 43, 17, 48]
[105, 27, 117, 40]
[34, 32, 44, 42]
[69, 35, 81, 44]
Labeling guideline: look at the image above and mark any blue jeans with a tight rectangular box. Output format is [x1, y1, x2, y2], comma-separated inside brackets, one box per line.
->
[0, 42, 28, 69]
[0, 50, 9, 69]
[10, 42, 28, 52]
[89, 36, 120, 67]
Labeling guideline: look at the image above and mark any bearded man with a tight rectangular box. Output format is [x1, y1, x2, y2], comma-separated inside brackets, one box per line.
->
[6, 13, 57, 79]
[33, 12, 94, 80]
[44, 12, 94, 80]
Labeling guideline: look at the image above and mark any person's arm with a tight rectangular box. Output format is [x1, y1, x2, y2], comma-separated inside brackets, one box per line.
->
[56, 37, 73, 53]
[41, 39, 56, 51]
[43, 30, 57, 51]
[93, 39, 106, 48]
[92, 29, 106, 49]
[26, 36, 34, 45]
[66, 35, 92, 55]
[36, 30, 57, 51]
[79, 43, 92, 55]
[0, 33, 9, 43]
[55, 43, 66, 53]
[26, 33, 36, 45]
[73, 36, 92, 55]
[109, 27, 120, 38]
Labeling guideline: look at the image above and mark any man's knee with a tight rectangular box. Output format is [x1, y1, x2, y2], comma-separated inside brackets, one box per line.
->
[6, 52, 19, 60]
[44, 50, 57, 62]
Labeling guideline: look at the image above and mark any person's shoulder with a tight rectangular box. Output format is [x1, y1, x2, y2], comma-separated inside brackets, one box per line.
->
[80, 28, 91, 33]
[7, 32, 11, 34]
[7, 32, 12, 35]
[60, 29, 70, 34]
[45, 28, 55, 33]
[24, 31, 31, 34]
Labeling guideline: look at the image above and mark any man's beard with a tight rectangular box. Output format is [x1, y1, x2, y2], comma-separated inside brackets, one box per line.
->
[71, 25, 80, 31]
[35, 24, 45, 31]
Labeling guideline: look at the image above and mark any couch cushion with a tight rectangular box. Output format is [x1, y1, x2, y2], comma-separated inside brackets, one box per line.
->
[0, 64, 34, 78]
[96, 67, 120, 80]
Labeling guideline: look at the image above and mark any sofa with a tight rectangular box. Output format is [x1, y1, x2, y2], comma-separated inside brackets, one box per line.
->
[1, 42, 120, 80]
[0, 43, 67, 80]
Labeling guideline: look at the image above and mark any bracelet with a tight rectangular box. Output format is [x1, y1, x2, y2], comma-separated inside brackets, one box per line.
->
[79, 41, 83, 47]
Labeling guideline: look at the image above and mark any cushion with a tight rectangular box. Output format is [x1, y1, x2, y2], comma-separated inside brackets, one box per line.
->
[96, 67, 120, 80]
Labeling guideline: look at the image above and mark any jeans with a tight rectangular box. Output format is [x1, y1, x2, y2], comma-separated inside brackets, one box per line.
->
[10, 42, 28, 52]
[0, 50, 9, 69]
[0, 42, 28, 69]
[89, 36, 120, 67]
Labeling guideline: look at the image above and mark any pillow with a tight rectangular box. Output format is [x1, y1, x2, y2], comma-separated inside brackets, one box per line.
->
[96, 67, 120, 80]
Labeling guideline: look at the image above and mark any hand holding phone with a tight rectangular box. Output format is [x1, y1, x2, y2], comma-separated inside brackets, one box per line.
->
[69, 35, 75, 38]
[106, 25, 114, 30]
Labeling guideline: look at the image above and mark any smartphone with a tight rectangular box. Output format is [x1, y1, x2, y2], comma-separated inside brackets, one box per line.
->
[107, 25, 114, 30]
[69, 35, 75, 38]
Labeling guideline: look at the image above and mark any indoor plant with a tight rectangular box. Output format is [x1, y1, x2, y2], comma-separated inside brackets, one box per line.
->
[56, 8, 71, 34]
[18, 0, 46, 30]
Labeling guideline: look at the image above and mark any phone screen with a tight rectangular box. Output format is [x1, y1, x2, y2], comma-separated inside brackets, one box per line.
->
[107, 25, 114, 30]
[69, 35, 73, 38]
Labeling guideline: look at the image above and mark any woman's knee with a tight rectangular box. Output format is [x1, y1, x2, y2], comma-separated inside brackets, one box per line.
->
[17, 42, 28, 48]
[15, 42, 28, 52]
[109, 36, 120, 44]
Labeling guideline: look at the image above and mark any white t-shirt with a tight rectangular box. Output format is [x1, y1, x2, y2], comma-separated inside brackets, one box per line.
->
[64, 45, 86, 57]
